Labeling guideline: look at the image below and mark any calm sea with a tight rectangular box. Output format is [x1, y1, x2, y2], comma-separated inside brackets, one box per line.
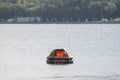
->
[0, 24, 120, 80]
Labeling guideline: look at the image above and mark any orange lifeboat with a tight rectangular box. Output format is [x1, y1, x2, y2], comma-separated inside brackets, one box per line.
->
[46, 48, 73, 64]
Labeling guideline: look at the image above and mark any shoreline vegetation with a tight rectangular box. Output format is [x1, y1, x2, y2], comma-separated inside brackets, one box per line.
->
[0, 0, 120, 24]
[0, 20, 120, 24]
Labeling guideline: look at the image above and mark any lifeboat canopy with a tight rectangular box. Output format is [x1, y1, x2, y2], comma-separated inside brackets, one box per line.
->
[46, 48, 73, 64]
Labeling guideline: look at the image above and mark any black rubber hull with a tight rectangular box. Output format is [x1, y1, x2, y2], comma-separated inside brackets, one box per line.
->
[46, 58, 73, 64]
[47, 57, 73, 60]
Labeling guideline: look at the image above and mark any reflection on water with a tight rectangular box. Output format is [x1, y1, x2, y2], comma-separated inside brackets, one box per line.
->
[22, 75, 120, 80]
[0, 24, 120, 80]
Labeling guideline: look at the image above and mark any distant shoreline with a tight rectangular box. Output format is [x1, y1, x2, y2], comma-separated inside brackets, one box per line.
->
[0, 21, 120, 24]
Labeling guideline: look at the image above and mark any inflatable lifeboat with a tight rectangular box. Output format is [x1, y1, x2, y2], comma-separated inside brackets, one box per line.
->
[46, 48, 73, 64]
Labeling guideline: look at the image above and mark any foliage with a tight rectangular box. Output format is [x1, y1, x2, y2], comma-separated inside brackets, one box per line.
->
[114, 18, 120, 22]
[0, 0, 120, 21]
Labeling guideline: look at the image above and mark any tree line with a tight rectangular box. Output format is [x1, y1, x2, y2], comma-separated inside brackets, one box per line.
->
[0, 0, 120, 21]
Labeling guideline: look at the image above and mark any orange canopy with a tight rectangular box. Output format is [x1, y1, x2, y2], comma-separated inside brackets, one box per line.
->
[56, 51, 64, 57]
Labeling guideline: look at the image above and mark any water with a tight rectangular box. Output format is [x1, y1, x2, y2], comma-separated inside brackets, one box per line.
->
[0, 24, 120, 80]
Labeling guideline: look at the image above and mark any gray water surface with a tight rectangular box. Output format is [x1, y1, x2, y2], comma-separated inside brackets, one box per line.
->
[0, 24, 120, 80]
